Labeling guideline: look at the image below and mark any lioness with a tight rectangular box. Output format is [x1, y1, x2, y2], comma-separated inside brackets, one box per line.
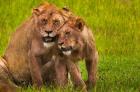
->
[56, 16, 98, 91]
[0, 2, 71, 88]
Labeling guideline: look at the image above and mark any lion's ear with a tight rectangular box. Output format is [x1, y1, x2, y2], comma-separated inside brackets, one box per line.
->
[61, 7, 72, 17]
[62, 7, 70, 12]
[32, 2, 51, 16]
[75, 18, 85, 31]
[32, 8, 41, 16]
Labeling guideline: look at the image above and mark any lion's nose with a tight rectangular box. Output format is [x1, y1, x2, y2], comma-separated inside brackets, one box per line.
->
[58, 41, 64, 45]
[45, 30, 53, 34]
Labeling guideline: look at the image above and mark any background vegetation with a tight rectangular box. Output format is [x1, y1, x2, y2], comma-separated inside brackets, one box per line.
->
[0, 0, 140, 92]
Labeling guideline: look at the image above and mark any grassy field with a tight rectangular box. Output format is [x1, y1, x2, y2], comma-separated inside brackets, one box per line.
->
[0, 0, 140, 92]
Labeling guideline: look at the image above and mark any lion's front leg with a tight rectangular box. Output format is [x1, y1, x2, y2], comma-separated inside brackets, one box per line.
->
[29, 53, 43, 88]
[29, 38, 45, 88]
[55, 59, 68, 87]
[66, 60, 87, 92]
[85, 50, 98, 89]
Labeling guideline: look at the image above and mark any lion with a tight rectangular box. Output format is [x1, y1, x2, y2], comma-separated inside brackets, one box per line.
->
[0, 2, 72, 89]
[55, 16, 98, 91]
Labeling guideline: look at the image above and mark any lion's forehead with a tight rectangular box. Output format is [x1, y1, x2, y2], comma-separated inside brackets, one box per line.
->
[61, 24, 77, 33]
[40, 12, 65, 22]
[51, 13, 64, 21]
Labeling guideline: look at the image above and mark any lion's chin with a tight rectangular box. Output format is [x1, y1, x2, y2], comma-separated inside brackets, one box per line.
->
[43, 42, 55, 48]
[62, 51, 71, 56]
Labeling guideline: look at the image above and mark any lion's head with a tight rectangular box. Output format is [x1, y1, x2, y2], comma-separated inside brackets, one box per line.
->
[57, 17, 85, 56]
[32, 2, 72, 48]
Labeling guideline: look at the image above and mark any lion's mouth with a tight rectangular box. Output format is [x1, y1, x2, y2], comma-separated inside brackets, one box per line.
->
[60, 46, 72, 56]
[42, 36, 57, 48]
[42, 36, 57, 43]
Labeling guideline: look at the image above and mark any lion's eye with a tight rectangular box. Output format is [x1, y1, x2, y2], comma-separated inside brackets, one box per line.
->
[65, 31, 70, 35]
[53, 19, 60, 26]
[42, 19, 48, 25]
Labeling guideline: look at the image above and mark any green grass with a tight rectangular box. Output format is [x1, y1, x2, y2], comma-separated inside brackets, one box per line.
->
[0, 0, 140, 92]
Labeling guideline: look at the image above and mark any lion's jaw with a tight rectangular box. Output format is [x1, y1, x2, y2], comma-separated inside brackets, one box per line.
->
[58, 45, 72, 56]
[62, 50, 71, 56]
[43, 42, 55, 48]
[42, 35, 57, 48]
